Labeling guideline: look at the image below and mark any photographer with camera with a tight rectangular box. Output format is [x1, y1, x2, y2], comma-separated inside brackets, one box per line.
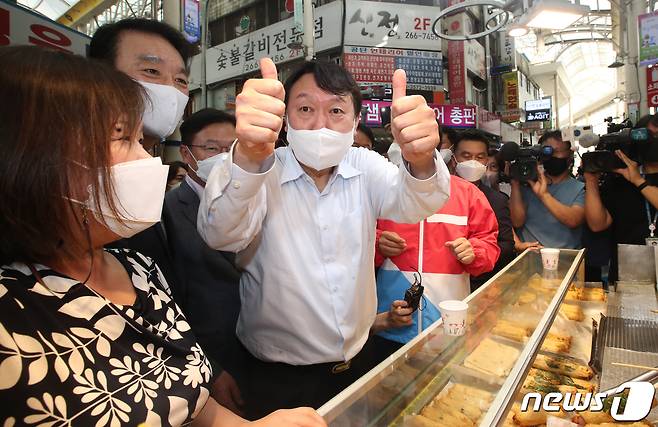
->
[584, 115, 658, 282]
[509, 131, 585, 249]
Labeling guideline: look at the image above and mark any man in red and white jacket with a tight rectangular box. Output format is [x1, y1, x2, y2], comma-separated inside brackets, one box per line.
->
[371, 158, 500, 354]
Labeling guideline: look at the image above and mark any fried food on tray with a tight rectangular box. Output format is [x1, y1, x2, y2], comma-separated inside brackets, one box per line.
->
[533, 354, 594, 379]
[463, 338, 520, 377]
[540, 335, 571, 354]
[583, 423, 651, 427]
[414, 383, 494, 427]
[492, 320, 530, 342]
[421, 403, 475, 427]
[448, 383, 494, 405]
[519, 291, 537, 304]
[566, 287, 606, 302]
[522, 368, 595, 395]
[406, 414, 442, 427]
[559, 303, 585, 321]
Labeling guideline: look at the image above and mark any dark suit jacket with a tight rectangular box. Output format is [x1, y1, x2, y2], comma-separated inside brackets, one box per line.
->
[471, 183, 516, 291]
[162, 180, 242, 375]
[107, 225, 179, 292]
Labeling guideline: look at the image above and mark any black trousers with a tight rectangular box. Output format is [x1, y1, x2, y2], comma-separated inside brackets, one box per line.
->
[370, 335, 404, 366]
[238, 339, 379, 420]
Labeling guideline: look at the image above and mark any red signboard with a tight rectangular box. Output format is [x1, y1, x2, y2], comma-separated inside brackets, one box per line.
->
[648, 67, 658, 108]
[0, 1, 89, 54]
[362, 100, 476, 128]
[448, 40, 466, 104]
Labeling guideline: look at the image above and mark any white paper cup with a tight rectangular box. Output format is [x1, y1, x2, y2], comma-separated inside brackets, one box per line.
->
[438, 300, 468, 336]
[541, 248, 560, 270]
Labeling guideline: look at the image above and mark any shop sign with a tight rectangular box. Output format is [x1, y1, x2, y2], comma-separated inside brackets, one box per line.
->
[447, 0, 466, 104]
[498, 33, 516, 71]
[478, 108, 501, 136]
[205, 1, 342, 84]
[502, 71, 519, 122]
[0, 0, 89, 54]
[344, 0, 441, 50]
[465, 39, 486, 80]
[525, 98, 551, 122]
[362, 100, 476, 127]
[344, 46, 442, 91]
[182, 0, 200, 43]
[647, 67, 658, 107]
[639, 11, 658, 67]
[498, 108, 523, 123]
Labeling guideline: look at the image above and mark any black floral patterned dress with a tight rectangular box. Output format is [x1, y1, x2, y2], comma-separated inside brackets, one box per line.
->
[0, 249, 213, 426]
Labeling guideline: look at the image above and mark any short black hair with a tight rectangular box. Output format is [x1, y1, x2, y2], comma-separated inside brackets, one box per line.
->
[89, 18, 194, 69]
[636, 114, 658, 129]
[440, 126, 459, 146]
[357, 123, 375, 145]
[539, 130, 571, 151]
[284, 60, 362, 118]
[167, 161, 188, 182]
[453, 129, 490, 153]
[180, 108, 236, 146]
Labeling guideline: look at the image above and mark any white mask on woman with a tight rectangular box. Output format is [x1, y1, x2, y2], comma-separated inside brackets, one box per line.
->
[139, 81, 189, 139]
[456, 160, 487, 182]
[81, 157, 169, 238]
[286, 121, 355, 170]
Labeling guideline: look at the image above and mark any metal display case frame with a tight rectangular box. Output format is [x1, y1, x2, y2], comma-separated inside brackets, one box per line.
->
[318, 249, 586, 427]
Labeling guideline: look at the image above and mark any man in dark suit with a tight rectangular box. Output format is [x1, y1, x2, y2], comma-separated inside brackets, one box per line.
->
[89, 18, 195, 291]
[163, 109, 244, 414]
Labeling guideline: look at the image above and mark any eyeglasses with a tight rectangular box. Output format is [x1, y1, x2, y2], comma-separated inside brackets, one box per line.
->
[186, 144, 231, 154]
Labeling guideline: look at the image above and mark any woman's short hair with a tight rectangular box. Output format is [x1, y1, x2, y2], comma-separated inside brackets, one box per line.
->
[0, 46, 145, 264]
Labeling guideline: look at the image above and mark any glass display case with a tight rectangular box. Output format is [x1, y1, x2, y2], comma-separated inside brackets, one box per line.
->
[318, 249, 588, 427]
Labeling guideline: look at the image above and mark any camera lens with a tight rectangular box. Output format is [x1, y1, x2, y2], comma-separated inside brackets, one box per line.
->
[541, 146, 554, 156]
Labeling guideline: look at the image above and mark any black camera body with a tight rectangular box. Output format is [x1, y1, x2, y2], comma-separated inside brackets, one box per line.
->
[500, 142, 554, 182]
[404, 272, 424, 312]
[581, 128, 651, 173]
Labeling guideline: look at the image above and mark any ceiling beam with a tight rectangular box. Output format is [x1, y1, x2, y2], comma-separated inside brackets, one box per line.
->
[57, 0, 117, 27]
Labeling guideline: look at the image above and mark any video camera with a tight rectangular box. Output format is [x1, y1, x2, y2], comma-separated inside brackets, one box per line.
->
[500, 141, 554, 182]
[580, 128, 652, 173]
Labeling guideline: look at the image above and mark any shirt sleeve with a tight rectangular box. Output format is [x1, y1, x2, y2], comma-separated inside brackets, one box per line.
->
[464, 186, 501, 277]
[361, 149, 451, 223]
[197, 144, 275, 252]
[572, 182, 586, 207]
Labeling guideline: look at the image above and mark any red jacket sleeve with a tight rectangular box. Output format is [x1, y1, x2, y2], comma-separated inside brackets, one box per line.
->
[464, 186, 500, 276]
[374, 223, 385, 267]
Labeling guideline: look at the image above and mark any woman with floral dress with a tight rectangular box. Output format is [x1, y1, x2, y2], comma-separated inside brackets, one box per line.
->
[0, 46, 325, 427]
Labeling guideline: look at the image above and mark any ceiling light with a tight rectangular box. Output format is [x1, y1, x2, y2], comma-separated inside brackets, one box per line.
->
[608, 55, 624, 68]
[523, 0, 590, 30]
[508, 22, 529, 37]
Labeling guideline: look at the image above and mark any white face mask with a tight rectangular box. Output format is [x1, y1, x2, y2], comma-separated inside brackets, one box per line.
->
[286, 120, 355, 170]
[185, 146, 227, 182]
[481, 171, 499, 188]
[456, 160, 487, 182]
[85, 157, 169, 238]
[440, 148, 453, 164]
[387, 142, 402, 167]
[139, 81, 189, 139]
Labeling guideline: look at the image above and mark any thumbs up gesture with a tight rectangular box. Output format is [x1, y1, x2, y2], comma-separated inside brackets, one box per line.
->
[234, 58, 286, 168]
[390, 69, 439, 177]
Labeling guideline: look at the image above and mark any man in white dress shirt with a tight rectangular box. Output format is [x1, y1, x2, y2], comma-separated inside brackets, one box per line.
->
[197, 57, 451, 418]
